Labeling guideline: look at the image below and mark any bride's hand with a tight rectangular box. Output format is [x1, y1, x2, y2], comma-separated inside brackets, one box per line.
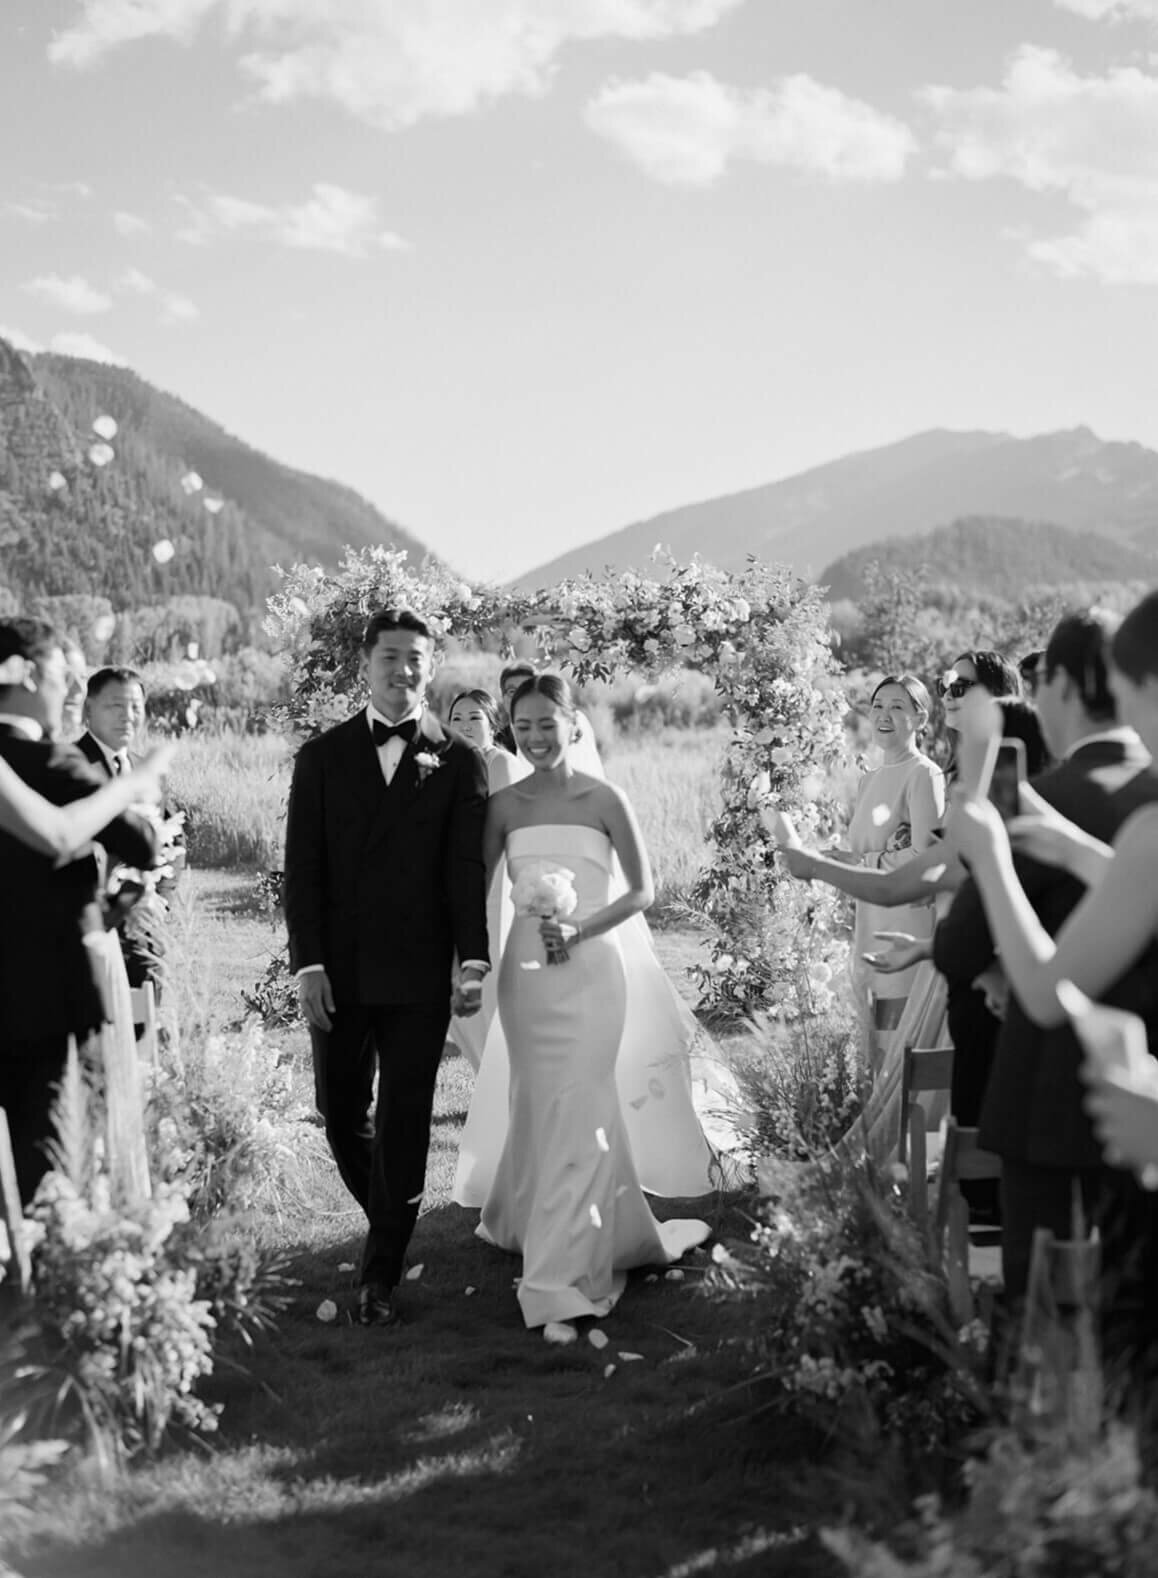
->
[539, 917, 580, 962]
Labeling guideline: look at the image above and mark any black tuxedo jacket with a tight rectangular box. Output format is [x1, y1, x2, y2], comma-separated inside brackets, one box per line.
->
[933, 735, 1158, 1170]
[0, 726, 158, 1041]
[284, 707, 489, 1006]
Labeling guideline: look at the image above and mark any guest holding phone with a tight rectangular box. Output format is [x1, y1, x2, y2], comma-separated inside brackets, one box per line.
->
[935, 609, 1158, 1311]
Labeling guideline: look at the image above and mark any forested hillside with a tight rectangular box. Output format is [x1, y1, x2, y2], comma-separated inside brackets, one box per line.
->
[820, 516, 1158, 603]
[0, 337, 428, 611]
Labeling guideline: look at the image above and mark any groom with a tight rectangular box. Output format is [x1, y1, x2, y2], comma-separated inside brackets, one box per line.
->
[284, 609, 489, 1326]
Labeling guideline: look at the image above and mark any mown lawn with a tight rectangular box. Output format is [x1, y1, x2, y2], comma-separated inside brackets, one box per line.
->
[7, 873, 840, 1578]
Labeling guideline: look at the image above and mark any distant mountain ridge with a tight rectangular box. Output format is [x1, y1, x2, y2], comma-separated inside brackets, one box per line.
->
[514, 426, 1158, 587]
[821, 516, 1158, 603]
[0, 336, 429, 610]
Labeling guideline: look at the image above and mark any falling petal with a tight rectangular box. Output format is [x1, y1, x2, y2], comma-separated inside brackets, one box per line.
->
[405, 1263, 424, 1281]
[315, 1299, 338, 1323]
[337, 1261, 356, 1273]
[665, 1269, 685, 1282]
[88, 442, 114, 467]
[92, 414, 117, 440]
[618, 1352, 644, 1362]
[152, 539, 175, 564]
[588, 1329, 609, 1350]
[203, 497, 224, 514]
[870, 803, 892, 827]
[180, 470, 203, 494]
[519, 961, 542, 971]
[594, 1127, 610, 1153]
[921, 865, 948, 883]
[589, 1204, 603, 1229]
[464, 1286, 477, 1297]
[47, 470, 67, 491]
[603, 1363, 617, 1379]
[543, 1322, 577, 1346]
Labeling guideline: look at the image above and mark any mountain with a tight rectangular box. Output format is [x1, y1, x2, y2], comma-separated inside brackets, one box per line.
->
[513, 426, 1158, 587]
[0, 336, 429, 610]
[820, 516, 1158, 603]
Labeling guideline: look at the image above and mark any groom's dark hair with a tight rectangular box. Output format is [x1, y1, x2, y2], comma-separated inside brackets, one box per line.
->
[361, 608, 435, 651]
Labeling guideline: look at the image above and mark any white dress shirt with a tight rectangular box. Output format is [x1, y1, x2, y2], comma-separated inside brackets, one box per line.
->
[86, 732, 131, 776]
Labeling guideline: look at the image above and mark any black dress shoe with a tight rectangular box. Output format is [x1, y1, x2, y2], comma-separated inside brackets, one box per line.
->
[356, 1283, 400, 1327]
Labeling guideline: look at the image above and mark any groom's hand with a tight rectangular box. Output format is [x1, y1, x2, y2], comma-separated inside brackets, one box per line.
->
[454, 967, 485, 1017]
[298, 969, 336, 1032]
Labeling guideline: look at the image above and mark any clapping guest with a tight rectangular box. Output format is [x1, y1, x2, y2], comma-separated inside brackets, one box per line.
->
[838, 676, 945, 1066]
[0, 619, 157, 1203]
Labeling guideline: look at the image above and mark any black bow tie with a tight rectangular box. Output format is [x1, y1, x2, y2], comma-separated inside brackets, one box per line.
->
[372, 717, 418, 747]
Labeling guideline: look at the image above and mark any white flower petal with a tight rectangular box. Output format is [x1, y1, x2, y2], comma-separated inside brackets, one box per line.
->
[587, 1329, 609, 1350]
[315, 1299, 338, 1323]
[405, 1263, 424, 1281]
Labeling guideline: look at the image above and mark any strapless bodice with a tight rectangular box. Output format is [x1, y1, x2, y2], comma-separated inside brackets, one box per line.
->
[506, 824, 612, 922]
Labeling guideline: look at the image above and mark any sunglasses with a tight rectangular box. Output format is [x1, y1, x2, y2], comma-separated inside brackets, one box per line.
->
[937, 677, 975, 700]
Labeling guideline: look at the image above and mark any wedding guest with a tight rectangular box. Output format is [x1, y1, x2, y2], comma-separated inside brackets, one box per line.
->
[58, 637, 88, 742]
[945, 605, 1158, 1331]
[0, 619, 157, 1203]
[838, 675, 944, 1065]
[496, 661, 537, 754]
[446, 688, 529, 1072]
[778, 697, 1047, 1163]
[1019, 649, 1045, 697]
[77, 667, 185, 999]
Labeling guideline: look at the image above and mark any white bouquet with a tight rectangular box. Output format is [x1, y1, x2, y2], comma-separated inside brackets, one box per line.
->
[511, 860, 579, 965]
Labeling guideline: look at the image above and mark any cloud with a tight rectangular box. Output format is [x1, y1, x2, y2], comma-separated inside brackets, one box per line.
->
[585, 70, 915, 185]
[1053, 1, 1158, 19]
[175, 182, 410, 257]
[5, 201, 56, 225]
[50, 0, 745, 128]
[23, 272, 112, 314]
[47, 330, 127, 365]
[0, 324, 44, 354]
[117, 266, 199, 322]
[113, 209, 152, 235]
[922, 46, 1158, 284]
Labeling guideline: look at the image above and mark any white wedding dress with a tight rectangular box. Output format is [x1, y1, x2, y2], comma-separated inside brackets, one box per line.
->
[466, 824, 710, 1328]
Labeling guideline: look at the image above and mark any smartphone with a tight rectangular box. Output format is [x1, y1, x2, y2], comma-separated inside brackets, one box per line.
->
[988, 738, 1026, 822]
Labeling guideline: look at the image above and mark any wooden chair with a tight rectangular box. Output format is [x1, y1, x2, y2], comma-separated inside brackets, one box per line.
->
[0, 1108, 31, 1293]
[936, 1117, 1003, 1323]
[130, 980, 159, 1069]
[898, 1045, 955, 1229]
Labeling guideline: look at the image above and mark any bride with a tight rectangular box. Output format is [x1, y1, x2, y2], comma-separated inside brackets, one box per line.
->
[459, 674, 711, 1337]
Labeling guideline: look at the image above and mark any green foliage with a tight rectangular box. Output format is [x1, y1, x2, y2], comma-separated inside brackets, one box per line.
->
[822, 515, 1158, 605]
[731, 1011, 866, 1159]
[0, 337, 427, 610]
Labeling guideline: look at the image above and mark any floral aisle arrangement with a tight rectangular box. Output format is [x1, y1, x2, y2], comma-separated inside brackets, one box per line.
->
[264, 545, 850, 1019]
[710, 1153, 984, 1457]
[8, 1048, 291, 1468]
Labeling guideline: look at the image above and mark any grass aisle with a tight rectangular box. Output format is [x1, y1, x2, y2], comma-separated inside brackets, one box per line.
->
[12, 875, 836, 1578]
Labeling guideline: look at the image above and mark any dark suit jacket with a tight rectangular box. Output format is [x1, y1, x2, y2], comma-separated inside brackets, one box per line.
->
[933, 734, 1158, 1169]
[284, 707, 489, 1006]
[0, 726, 158, 1041]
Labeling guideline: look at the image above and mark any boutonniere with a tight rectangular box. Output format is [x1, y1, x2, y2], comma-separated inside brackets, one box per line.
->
[414, 750, 443, 785]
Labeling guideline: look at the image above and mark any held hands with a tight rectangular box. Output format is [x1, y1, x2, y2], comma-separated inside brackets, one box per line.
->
[298, 969, 336, 1032]
[452, 966, 487, 1016]
[863, 930, 930, 974]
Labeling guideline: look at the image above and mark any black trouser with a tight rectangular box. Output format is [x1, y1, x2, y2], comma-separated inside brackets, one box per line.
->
[310, 1000, 450, 1289]
[0, 1033, 72, 1206]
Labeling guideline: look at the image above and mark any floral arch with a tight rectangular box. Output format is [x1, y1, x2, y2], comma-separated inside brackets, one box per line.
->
[265, 546, 850, 1017]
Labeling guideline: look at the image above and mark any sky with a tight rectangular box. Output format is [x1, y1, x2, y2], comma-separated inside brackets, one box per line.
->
[4, 1, 1158, 582]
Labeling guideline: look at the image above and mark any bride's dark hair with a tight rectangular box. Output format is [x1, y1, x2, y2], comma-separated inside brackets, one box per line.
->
[508, 672, 578, 723]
